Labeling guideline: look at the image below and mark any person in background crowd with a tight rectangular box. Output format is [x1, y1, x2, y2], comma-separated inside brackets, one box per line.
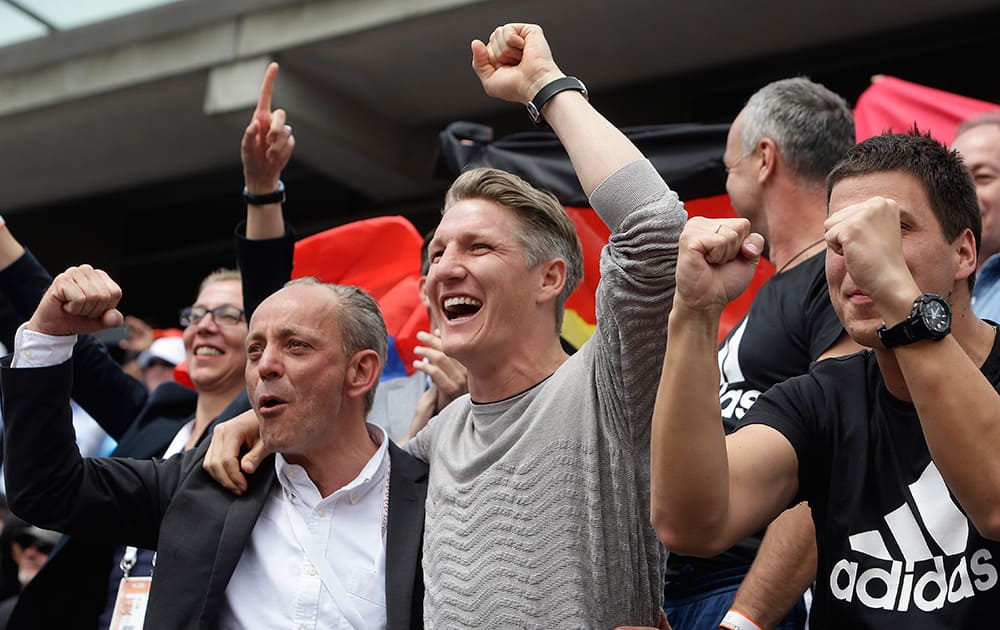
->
[952, 112, 1000, 321]
[136, 335, 186, 392]
[0, 517, 59, 628]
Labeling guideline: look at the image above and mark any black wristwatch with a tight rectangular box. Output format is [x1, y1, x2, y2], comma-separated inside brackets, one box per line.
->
[877, 293, 952, 348]
[242, 180, 285, 206]
[526, 76, 588, 124]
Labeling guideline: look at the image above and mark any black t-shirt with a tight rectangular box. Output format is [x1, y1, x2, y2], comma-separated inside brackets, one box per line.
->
[667, 251, 843, 578]
[742, 335, 1000, 629]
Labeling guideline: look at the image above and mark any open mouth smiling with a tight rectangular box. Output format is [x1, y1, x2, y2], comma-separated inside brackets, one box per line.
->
[194, 345, 223, 357]
[442, 296, 483, 321]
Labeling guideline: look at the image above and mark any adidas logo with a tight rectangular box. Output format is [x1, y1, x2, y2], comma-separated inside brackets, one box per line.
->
[718, 318, 760, 420]
[831, 462, 998, 612]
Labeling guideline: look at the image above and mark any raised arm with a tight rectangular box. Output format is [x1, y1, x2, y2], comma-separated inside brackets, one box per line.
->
[650, 217, 799, 555]
[471, 23, 642, 195]
[237, 62, 296, 319]
[242, 62, 294, 240]
[3, 266, 178, 547]
[0, 222, 147, 439]
[204, 63, 297, 493]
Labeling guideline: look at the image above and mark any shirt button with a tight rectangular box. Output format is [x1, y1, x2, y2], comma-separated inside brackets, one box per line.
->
[306, 566, 317, 576]
[350, 493, 359, 503]
[316, 509, 326, 518]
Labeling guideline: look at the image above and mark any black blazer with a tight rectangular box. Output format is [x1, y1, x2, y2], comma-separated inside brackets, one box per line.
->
[1, 360, 427, 630]
[0, 249, 252, 629]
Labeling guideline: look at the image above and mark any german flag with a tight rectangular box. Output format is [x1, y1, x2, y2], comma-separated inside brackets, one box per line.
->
[435, 121, 770, 348]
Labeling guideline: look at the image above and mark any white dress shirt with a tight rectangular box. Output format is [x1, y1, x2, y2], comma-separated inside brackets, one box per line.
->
[219, 426, 390, 630]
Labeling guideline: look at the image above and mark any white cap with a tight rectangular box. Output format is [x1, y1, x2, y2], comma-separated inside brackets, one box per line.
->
[139, 336, 186, 369]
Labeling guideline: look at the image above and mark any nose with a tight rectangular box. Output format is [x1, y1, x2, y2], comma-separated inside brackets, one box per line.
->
[255, 344, 283, 380]
[430, 245, 467, 283]
[193, 310, 219, 333]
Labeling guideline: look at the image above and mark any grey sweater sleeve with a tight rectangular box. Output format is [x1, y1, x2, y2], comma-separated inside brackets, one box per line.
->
[588, 159, 686, 445]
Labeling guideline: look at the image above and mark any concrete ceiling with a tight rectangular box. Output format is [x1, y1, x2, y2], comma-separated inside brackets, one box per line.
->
[0, 0, 997, 335]
[1, 0, 998, 212]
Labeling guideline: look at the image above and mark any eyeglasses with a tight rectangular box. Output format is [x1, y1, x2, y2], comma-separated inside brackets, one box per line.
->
[179, 304, 245, 328]
[14, 534, 55, 555]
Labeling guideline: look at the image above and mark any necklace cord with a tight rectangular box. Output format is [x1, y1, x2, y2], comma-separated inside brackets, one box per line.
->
[777, 238, 825, 274]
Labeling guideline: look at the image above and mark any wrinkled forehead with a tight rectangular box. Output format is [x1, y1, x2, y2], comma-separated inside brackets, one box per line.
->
[953, 124, 1000, 164]
[434, 198, 523, 243]
[250, 284, 339, 332]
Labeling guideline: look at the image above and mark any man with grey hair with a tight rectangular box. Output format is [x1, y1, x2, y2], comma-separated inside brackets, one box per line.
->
[1, 269, 428, 629]
[952, 112, 1000, 321]
[662, 77, 859, 630]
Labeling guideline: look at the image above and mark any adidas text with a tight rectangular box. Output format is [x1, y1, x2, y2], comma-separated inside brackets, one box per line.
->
[830, 549, 998, 612]
[719, 386, 760, 421]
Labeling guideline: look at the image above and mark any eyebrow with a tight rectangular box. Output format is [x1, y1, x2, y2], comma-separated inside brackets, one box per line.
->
[246, 324, 316, 342]
[897, 208, 918, 224]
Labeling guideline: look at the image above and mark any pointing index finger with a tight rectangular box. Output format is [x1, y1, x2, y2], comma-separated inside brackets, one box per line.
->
[256, 62, 279, 114]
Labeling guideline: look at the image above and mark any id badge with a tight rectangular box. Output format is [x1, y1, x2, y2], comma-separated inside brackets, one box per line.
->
[109, 576, 152, 630]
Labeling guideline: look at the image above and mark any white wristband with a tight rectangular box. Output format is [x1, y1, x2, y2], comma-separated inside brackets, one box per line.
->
[720, 610, 763, 630]
[0, 213, 5, 228]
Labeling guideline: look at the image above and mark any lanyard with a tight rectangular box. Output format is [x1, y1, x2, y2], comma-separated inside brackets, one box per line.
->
[120, 545, 155, 578]
[281, 456, 390, 630]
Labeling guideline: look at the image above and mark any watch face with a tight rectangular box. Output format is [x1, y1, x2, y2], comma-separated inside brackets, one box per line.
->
[922, 298, 951, 333]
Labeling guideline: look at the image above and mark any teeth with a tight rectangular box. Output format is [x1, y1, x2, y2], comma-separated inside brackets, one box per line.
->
[443, 296, 482, 308]
[195, 347, 222, 356]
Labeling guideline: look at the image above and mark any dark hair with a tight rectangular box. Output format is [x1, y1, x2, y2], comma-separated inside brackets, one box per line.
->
[420, 228, 435, 277]
[826, 128, 981, 290]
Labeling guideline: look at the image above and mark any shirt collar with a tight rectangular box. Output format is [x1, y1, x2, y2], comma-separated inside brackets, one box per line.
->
[274, 423, 389, 508]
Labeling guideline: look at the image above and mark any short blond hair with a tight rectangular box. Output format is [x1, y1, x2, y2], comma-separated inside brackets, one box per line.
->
[444, 168, 583, 330]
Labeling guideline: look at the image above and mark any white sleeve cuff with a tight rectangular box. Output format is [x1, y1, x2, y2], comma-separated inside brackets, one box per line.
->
[11, 322, 76, 368]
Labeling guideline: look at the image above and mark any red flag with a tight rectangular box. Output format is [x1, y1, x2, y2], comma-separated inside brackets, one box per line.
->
[292, 216, 429, 373]
[563, 195, 773, 346]
[854, 75, 1000, 145]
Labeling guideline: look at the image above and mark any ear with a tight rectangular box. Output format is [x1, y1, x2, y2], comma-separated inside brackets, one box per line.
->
[418, 276, 430, 309]
[756, 137, 778, 185]
[536, 258, 567, 306]
[953, 227, 977, 288]
[343, 349, 381, 405]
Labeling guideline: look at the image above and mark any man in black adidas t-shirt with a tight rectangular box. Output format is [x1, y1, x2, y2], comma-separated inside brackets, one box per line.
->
[664, 78, 858, 630]
[652, 131, 1000, 629]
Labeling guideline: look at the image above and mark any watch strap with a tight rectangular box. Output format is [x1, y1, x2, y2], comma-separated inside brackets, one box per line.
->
[242, 180, 285, 205]
[526, 76, 588, 124]
[877, 293, 950, 348]
[877, 314, 922, 348]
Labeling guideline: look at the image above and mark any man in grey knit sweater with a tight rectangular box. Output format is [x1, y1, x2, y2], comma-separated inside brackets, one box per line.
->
[207, 22, 685, 628]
